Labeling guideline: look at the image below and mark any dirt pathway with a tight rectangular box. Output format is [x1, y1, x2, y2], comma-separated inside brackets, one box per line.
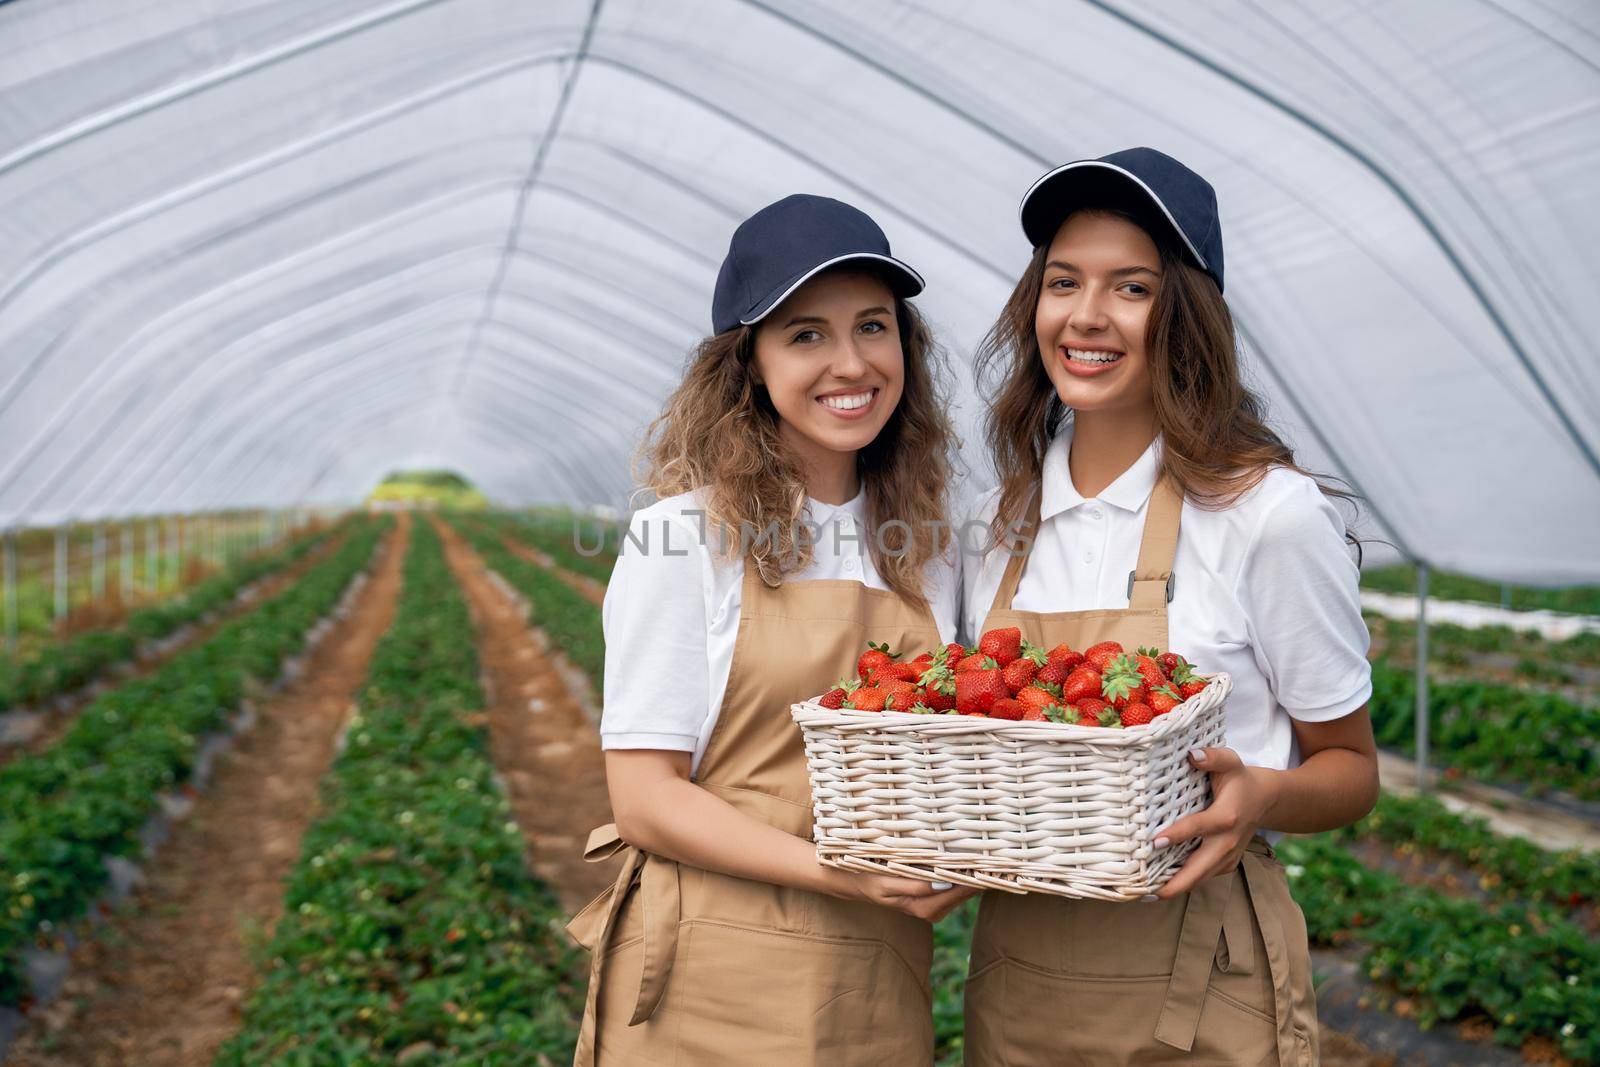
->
[433, 516, 618, 913]
[5, 516, 410, 1067]
[1375, 750, 1600, 853]
[0, 529, 350, 769]
[495, 529, 607, 608]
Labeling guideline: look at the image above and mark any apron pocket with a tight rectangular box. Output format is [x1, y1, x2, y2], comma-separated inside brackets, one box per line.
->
[675, 920, 933, 1067]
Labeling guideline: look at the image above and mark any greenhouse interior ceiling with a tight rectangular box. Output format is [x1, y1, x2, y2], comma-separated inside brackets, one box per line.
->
[1, 0, 1598, 582]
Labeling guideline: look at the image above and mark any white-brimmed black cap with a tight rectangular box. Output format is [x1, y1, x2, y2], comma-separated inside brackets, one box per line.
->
[1019, 147, 1225, 292]
[711, 194, 924, 334]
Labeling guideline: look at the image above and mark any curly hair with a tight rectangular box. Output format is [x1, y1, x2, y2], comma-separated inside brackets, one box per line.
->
[639, 296, 956, 601]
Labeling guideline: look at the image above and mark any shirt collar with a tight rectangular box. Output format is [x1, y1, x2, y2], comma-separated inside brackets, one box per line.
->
[806, 486, 866, 525]
[1039, 423, 1162, 520]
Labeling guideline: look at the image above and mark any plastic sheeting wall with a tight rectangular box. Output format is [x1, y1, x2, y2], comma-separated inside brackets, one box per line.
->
[1, 0, 1597, 582]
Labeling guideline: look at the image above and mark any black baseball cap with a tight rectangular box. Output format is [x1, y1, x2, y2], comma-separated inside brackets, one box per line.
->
[711, 194, 924, 334]
[1018, 147, 1225, 292]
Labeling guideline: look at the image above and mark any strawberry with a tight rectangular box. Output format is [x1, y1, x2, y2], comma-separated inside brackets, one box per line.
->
[1157, 651, 1186, 678]
[1020, 702, 1049, 722]
[1130, 652, 1168, 691]
[942, 642, 968, 664]
[1179, 678, 1207, 699]
[909, 652, 935, 673]
[1149, 685, 1182, 715]
[1035, 658, 1073, 687]
[1001, 657, 1038, 693]
[957, 652, 996, 673]
[1016, 686, 1059, 714]
[1060, 666, 1103, 704]
[989, 697, 1026, 721]
[977, 626, 1023, 667]
[847, 686, 886, 712]
[879, 679, 920, 712]
[922, 685, 957, 712]
[818, 687, 848, 709]
[884, 662, 923, 684]
[1083, 641, 1125, 673]
[955, 668, 1008, 714]
[857, 641, 898, 683]
[1100, 656, 1149, 709]
[1119, 702, 1156, 728]
[1043, 703, 1075, 725]
[1045, 643, 1082, 670]
[1075, 697, 1114, 727]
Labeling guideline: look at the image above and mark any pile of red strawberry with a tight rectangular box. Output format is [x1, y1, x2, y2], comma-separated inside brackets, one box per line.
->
[817, 626, 1209, 729]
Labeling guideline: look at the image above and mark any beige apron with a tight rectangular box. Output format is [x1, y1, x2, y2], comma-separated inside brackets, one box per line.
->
[567, 563, 945, 1066]
[963, 479, 1320, 1066]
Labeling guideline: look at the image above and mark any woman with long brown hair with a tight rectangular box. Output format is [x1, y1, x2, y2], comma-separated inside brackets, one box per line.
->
[960, 149, 1378, 1064]
[566, 194, 970, 1065]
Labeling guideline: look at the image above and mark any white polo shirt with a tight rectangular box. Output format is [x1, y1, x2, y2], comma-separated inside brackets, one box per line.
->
[962, 426, 1372, 773]
[600, 487, 962, 774]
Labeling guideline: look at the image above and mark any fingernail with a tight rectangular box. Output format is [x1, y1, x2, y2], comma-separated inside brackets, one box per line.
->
[1153, 836, 1170, 849]
[930, 881, 953, 891]
[1188, 748, 1206, 763]
[1140, 894, 1159, 903]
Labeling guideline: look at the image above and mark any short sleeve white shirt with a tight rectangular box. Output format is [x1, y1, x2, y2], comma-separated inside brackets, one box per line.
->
[962, 426, 1372, 773]
[601, 488, 962, 774]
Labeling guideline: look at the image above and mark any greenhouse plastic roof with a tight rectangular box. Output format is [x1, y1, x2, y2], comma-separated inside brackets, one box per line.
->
[2, 0, 1599, 582]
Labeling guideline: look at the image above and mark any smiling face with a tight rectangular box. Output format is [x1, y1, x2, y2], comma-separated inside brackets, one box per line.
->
[752, 269, 904, 468]
[1035, 211, 1162, 419]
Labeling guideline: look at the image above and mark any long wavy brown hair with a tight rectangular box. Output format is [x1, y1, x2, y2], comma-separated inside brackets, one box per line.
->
[639, 290, 956, 601]
[979, 203, 1358, 545]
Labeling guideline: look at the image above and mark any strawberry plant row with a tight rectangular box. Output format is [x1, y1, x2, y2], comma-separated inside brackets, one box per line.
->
[218, 520, 583, 1066]
[490, 510, 617, 584]
[0, 518, 386, 1006]
[0, 522, 339, 711]
[1276, 833, 1597, 1060]
[1368, 659, 1600, 800]
[1361, 565, 1600, 617]
[447, 515, 604, 693]
[1332, 791, 1600, 914]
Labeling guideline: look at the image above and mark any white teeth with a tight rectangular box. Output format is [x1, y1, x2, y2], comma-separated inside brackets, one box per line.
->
[1066, 347, 1123, 364]
[820, 389, 875, 411]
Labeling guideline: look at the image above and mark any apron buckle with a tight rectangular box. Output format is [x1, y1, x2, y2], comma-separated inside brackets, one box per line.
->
[1126, 570, 1175, 603]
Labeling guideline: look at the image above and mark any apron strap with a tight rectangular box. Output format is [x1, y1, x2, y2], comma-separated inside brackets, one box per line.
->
[1152, 836, 1293, 1058]
[1151, 866, 1232, 1051]
[1128, 476, 1183, 612]
[989, 474, 1184, 616]
[988, 490, 1042, 617]
[1240, 842, 1300, 1066]
[569, 825, 684, 1066]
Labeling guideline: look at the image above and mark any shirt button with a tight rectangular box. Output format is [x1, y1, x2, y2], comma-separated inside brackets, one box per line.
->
[844, 558, 858, 573]
[1083, 551, 1095, 564]
[1089, 506, 1103, 520]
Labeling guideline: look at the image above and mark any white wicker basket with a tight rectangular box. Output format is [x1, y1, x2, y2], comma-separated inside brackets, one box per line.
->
[792, 674, 1231, 901]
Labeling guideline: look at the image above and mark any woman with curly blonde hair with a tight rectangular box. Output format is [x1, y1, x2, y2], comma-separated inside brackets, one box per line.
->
[567, 194, 970, 1066]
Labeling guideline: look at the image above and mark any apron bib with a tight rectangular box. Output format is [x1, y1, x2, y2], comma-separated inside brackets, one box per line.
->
[568, 563, 944, 1066]
[964, 478, 1319, 1066]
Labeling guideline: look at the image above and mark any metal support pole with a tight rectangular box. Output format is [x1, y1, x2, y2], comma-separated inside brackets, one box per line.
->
[92, 523, 106, 601]
[121, 522, 134, 600]
[145, 519, 158, 594]
[3, 531, 16, 653]
[1415, 563, 1431, 793]
[54, 526, 68, 623]
[1500, 581, 1510, 611]
[169, 517, 181, 592]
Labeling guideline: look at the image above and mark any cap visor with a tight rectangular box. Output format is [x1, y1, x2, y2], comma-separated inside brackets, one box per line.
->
[739, 252, 925, 327]
[1018, 161, 1208, 273]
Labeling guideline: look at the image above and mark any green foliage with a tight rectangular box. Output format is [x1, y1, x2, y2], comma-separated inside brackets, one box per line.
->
[0, 526, 337, 710]
[1277, 834, 1598, 1061]
[1361, 565, 1600, 617]
[445, 516, 603, 695]
[0, 519, 386, 1005]
[218, 521, 583, 1066]
[483, 511, 619, 586]
[1367, 659, 1600, 799]
[368, 470, 487, 510]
